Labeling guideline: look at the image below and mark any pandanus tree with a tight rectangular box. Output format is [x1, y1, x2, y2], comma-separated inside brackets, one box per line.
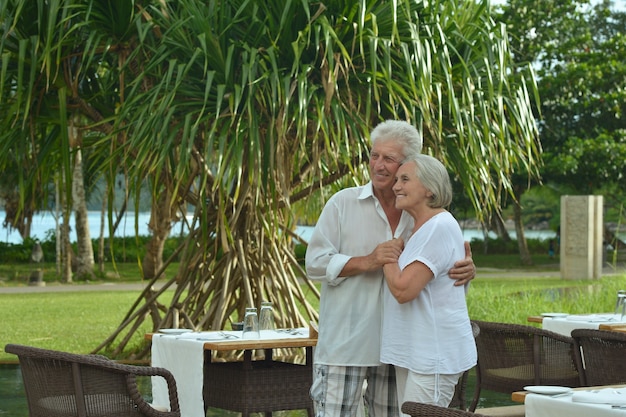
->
[0, 0, 541, 358]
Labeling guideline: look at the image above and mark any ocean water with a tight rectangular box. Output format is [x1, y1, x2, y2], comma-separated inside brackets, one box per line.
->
[0, 210, 557, 245]
[0, 210, 185, 244]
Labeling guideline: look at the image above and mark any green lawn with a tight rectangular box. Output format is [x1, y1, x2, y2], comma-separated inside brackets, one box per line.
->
[1, 256, 626, 362]
[0, 291, 173, 362]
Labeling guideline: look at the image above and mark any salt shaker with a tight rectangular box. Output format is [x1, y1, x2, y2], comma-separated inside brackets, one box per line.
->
[242, 307, 259, 339]
[259, 301, 275, 334]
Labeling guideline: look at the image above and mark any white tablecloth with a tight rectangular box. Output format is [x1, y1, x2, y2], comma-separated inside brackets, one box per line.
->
[525, 388, 626, 417]
[151, 328, 310, 417]
[542, 314, 626, 336]
[151, 333, 205, 417]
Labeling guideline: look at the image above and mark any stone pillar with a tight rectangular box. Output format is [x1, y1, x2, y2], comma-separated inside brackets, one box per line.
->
[560, 195, 603, 280]
[28, 241, 45, 286]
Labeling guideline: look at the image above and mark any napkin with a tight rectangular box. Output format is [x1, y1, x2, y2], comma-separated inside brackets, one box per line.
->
[572, 388, 626, 405]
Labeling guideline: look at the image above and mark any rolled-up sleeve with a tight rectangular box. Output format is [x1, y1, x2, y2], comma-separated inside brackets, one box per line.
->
[305, 196, 349, 286]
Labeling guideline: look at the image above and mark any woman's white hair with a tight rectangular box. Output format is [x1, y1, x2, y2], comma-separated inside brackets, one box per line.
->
[406, 154, 453, 208]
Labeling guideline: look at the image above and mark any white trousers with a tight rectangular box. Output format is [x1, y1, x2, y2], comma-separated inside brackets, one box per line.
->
[394, 367, 463, 415]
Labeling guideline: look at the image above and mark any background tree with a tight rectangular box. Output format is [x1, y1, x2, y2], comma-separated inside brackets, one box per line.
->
[495, 0, 626, 262]
[1, 0, 541, 357]
[539, 4, 626, 194]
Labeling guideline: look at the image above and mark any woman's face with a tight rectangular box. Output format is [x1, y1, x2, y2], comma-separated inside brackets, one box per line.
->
[392, 161, 431, 210]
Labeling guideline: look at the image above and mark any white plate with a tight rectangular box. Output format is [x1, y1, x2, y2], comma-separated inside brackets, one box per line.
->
[158, 328, 193, 335]
[524, 386, 572, 395]
[541, 312, 568, 318]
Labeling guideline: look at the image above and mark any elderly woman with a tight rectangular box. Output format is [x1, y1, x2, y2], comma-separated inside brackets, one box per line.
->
[381, 154, 477, 410]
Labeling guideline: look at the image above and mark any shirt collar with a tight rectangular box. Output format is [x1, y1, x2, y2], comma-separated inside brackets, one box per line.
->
[358, 182, 375, 200]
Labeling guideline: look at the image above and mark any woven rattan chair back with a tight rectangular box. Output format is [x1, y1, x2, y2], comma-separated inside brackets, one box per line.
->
[571, 328, 626, 386]
[5, 343, 180, 417]
[402, 401, 488, 417]
[468, 320, 581, 411]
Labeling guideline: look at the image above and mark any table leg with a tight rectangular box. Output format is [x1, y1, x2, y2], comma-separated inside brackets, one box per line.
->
[306, 346, 314, 417]
[203, 349, 212, 414]
[263, 349, 273, 417]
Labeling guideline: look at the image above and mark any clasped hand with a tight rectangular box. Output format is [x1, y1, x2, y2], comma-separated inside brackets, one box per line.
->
[373, 238, 404, 267]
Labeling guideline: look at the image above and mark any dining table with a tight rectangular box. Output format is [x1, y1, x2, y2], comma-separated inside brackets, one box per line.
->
[527, 313, 626, 336]
[511, 384, 626, 417]
[147, 327, 317, 417]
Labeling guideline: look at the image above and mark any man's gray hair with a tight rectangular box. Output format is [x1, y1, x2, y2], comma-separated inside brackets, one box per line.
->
[370, 120, 423, 160]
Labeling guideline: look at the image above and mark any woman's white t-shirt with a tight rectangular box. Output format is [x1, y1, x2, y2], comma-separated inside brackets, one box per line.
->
[380, 211, 477, 374]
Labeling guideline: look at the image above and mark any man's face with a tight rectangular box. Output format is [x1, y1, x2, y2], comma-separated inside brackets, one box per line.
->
[369, 140, 403, 192]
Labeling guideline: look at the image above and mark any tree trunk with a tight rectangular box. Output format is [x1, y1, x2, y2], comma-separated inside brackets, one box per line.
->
[61, 213, 73, 283]
[56, 168, 74, 283]
[142, 185, 174, 280]
[512, 194, 533, 266]
[72, 148, 96, 279]
[98, 190, 107, 274]
[55, 175, 62, 276]
[489, 212, 511, 241]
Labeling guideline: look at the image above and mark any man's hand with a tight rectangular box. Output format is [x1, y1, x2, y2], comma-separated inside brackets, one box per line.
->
[449, 241, 475, 286]
[372, 238, 404, 267]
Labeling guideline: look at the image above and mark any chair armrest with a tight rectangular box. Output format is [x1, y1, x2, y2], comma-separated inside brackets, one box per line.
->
[94, 362, 181, 416]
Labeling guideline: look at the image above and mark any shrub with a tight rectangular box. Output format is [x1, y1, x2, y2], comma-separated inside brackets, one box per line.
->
[0, 235, 185, 264]
[469, 237, 551, 255]
[1, 235, 554, 265]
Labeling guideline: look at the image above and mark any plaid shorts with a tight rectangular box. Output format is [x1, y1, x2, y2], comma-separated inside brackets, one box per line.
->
[310, 364, 399, 417]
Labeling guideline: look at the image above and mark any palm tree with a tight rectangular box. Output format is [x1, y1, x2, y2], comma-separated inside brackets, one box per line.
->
[0, 0, 99, 280]
[1, 0, 541, 358]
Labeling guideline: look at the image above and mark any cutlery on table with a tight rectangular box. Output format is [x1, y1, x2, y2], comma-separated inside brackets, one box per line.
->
[218, 332, 239, 339]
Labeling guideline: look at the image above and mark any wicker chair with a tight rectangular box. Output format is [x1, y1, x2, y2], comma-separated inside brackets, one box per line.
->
[402, 401, 488, 417]
[5, 343, 180, 417]
[468, 321, 581, 412]
[571, 328, 626, 386]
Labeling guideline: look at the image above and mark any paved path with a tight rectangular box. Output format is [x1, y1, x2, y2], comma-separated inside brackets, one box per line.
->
[2, 266, 625, 294]
[478, 266, 626, 279]
[0, 282, 174, 294]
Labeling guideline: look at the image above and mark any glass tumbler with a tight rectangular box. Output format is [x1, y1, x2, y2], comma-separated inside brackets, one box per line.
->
[242, 307, 259, 339]
[615, 290, 626, 320]
[259, 301, 275, 334]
